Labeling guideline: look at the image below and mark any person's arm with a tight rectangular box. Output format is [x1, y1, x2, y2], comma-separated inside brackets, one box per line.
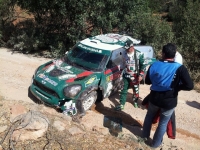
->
[178, 65, 194, 91]
[120, 51, 126, 71]
[138, 52, 147, 76]
[145, 65, 152, 85]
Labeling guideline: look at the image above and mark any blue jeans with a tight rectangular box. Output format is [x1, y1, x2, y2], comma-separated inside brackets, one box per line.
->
[142, 102, 174, 148]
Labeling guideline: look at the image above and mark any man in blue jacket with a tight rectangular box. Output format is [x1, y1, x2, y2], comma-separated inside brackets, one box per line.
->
[142, 43, 193, 148]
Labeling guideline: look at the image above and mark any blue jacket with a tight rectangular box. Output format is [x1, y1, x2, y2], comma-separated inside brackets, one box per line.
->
[145, 60, 193, 109]
[149, 61, 181, 91]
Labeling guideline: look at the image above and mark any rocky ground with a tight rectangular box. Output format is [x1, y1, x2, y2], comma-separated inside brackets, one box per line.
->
[0, 48, 200, 150]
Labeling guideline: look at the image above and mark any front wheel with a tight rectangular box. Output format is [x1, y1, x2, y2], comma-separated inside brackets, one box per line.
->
[73, 91, 97, 121]
[82, 91, 97, 111]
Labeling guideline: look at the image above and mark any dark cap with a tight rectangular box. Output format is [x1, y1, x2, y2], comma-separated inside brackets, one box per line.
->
[124, 39, 134, 49]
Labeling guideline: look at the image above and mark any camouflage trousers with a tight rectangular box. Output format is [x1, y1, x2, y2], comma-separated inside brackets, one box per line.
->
[119, 75, 139, 105]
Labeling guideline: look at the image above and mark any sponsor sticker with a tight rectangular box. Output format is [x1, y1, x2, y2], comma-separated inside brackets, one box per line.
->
[85, 76, 99, 87]
[58, 66, 73, 74]
[59, 74, 77, 80]
[45, 65, 54, 73]
[78, 44, 102, 53]
[38, 74, 58, 86]
[106, 72, 120, 82]
[42, 80, 46, 84]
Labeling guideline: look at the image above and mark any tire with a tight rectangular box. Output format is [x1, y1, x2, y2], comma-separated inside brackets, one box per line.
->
[82, 91, 97, 111]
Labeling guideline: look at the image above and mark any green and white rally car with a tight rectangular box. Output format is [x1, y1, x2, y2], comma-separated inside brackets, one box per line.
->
[29, 33, 156, 116]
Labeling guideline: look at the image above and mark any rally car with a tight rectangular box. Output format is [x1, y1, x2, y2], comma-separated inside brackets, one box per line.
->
[29, 33, 156, 116]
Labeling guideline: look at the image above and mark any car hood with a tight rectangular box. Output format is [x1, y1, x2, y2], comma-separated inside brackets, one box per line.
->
[35, 59, 94, 88]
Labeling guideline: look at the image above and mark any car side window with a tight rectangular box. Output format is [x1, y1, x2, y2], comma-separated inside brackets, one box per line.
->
[106, 49, 124, 69]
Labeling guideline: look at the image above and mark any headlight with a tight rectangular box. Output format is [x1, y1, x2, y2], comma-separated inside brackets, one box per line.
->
[63, 85, 81, 98]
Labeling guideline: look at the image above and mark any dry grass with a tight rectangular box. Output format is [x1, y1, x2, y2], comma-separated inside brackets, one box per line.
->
[12, 5, 34, 26]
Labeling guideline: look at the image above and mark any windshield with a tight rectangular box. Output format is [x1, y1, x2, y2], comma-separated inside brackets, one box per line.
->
[65, 46, 109, 72]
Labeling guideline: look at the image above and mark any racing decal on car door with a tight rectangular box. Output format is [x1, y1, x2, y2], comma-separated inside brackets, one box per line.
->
[106, 72, 121, 82]
[84, 75, 100, 87]
[103, 65, 122, 97]
[104, 65, 121, 81]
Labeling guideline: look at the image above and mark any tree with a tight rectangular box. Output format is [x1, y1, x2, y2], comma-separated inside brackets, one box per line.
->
[3, 0, 171, 58]
[171, 0, 200, 69]
[170, 0, 200, 82]
[0, 0, 15, 46]
[128, 12, 174, 56]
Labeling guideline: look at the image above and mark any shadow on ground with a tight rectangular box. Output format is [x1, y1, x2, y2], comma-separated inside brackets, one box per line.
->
[93, 92, 145, 138]
[186, 100, 200, 109]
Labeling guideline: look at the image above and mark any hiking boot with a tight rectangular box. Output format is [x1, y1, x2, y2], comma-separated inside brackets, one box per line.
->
[151, 139, 164, 150]
[151, 142, 164, 150]
[115, 104, 124, 111]
[134, 102, 138, 108]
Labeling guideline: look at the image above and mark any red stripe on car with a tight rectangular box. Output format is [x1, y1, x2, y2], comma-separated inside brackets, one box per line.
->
[104, 66, 119, 74]
[66, 71, 93, 83]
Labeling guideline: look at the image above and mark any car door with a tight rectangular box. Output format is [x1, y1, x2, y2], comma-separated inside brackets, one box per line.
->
[134, 45, 157, 83]
[100, 48, 125, 98]
[134, 45, 156, 66]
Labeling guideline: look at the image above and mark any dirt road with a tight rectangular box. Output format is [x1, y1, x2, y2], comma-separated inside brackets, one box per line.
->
[0, 48, 200, 149]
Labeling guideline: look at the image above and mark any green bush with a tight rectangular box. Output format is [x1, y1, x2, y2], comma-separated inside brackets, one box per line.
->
[0, 0, 15, 46]
[170, 0, 200, 83]
[15, 0, 170, 55]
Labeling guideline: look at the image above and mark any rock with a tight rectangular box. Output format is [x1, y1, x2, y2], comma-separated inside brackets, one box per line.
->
[68, 126, 84, 135]
[41, 106, 72, 122]
[62, 114, 72, 122]
[98, 138, 104, 143]
[125, 145, 130, 149]
[41, 106, 58, 115]
[0, 125, 7, 133]
[10, 104, 27, 122]
[12, 111, 49, 141]
[92, 125, 99, 132]
[92, 125, 109, 135]
[53, 120, 66, 131]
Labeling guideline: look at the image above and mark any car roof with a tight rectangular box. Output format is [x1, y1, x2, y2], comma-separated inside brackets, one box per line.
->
[80, 33, 141, 51]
